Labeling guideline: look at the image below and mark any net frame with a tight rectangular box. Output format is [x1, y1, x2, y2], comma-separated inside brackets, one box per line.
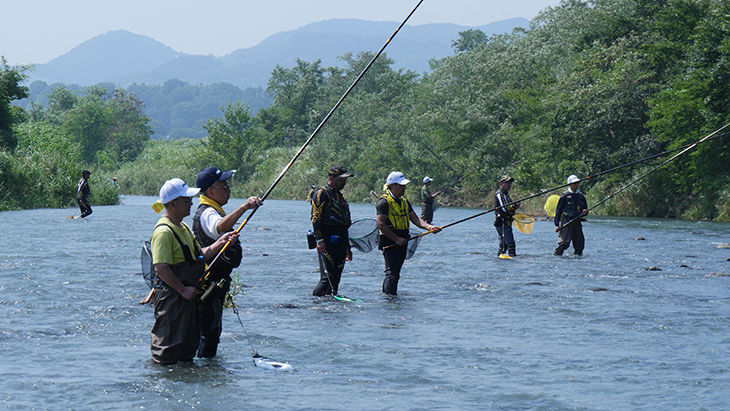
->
[141, 241, 161, 289]
[348, 218, 379, 253]
[513, 213, 535, 234]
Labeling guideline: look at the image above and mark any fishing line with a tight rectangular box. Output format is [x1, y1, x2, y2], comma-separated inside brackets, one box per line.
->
[197, 0, 425, 286]
[405, 124, 730, 243]
[559, 122, 730, 229]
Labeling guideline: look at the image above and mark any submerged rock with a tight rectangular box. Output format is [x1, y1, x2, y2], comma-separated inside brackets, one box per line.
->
[636, 236, 645, 241]
[647, 266, 662, 271]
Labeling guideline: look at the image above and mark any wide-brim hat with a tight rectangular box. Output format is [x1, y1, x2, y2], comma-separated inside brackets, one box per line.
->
[567, 174, 580, 184]
[423, 176, 433, 184]
[499, 175, 514, 184]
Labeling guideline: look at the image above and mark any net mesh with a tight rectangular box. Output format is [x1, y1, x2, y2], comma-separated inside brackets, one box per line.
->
[348, 218, 379, 253]
[141, 241, 159, 289]
[544, 194, 560, 217]
[405, 229, 423, 260]
[513, 213, 535, 234]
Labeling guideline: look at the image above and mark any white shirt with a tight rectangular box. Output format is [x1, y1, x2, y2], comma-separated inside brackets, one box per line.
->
[199, 207, 223, 240]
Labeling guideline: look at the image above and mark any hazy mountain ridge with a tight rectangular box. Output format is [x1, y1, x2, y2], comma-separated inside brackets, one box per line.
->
[27, 18, 528, 89]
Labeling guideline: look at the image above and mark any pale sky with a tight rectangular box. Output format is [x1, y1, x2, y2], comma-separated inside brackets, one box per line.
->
[2, 0, 561, 66]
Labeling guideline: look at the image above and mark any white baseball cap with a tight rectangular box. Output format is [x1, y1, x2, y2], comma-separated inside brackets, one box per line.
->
[423, 176, 433, 184]
[567, 175, 580, 184]
[160, 178, 200, 204]
[386, 171, 411, 186]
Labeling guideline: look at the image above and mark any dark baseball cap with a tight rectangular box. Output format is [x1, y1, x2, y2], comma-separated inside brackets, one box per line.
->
[196, 167, 235, 192]
[328, 165, 354, 178]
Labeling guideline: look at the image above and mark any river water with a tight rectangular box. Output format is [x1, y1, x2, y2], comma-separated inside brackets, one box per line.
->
[1, 195, 729, 410]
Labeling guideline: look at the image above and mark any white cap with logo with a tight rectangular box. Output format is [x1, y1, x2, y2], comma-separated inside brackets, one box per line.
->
[387, 171, 411, 186]
[160, 178, 200, 204]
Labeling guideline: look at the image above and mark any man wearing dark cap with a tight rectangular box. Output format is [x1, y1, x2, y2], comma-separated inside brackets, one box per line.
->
[310, 165, 354, 296]
[192, 167, 262, 358]
[76, 170, 93, 218]
[494, 175, 520, 258]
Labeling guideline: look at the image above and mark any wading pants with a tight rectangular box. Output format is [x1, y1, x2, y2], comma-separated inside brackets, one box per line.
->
[495, 220, 516, 257]
[382, 244, 408, 295]
[554, 219, 585, 256]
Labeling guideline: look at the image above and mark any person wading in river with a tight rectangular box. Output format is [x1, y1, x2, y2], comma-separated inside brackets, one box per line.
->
[419, 176, 442, 224]
[76, 170, 93, 218]
[192, 167, 262, 358]
[554, 174, 589, 256]
[377, 171, 441, 295]
[310, 165, 354, 296]
[149, 178, 238, 365]
[494, 175, 520, 258]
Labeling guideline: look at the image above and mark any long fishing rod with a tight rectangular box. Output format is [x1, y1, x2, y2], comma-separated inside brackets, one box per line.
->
[559, 122, 730, 229]
[197, 0, 425, 286]
[403, 125, 730, 243]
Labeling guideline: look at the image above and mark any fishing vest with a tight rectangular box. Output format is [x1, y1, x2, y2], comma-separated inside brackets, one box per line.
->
[380, 191, 411, 231]
[312, 185, 352, 228]
[494, 188, 516, 223]
[560, 191, 587, 219]
[192, 204, 242, 276]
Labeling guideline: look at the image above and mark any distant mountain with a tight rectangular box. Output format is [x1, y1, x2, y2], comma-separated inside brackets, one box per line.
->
[27, 18, 528, 89]
[31, 30, 182, 85]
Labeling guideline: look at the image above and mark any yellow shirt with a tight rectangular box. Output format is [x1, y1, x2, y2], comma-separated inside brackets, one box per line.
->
[150, 216, 199, 266]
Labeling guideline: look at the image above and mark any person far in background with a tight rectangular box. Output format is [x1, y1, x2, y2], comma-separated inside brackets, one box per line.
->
[77, 169, 93, 218]
[377, 171, 441, 296]
[493, 175, 520, 258]
[420, 176, 442, 224]
[553, 174, 589, 256]
[192, 167, 262, 358]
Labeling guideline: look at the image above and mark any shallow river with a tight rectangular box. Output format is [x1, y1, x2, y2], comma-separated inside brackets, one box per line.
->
[1, 195, 729, 410]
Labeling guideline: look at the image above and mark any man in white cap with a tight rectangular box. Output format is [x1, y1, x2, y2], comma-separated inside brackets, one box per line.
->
[553, 175, 589, 256]
[377, 171, 441, 295]
[419, 176, 442, 224]
[149, 178, 238, 365]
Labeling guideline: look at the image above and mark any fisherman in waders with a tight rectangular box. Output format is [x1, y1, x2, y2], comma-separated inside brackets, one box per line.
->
[77, 170, 92, 218]
[377, 171, 441, 295]
[310, 165, 354, 296]
[554, 174, 589, 256]
[419, 176, 442, 224]
[494, 175, 520, 258]
[149, 178, 238, 365]
[193, 167, 262, 358]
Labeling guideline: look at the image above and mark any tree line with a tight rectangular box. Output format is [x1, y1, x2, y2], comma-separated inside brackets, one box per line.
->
[1, 0, 729, 221]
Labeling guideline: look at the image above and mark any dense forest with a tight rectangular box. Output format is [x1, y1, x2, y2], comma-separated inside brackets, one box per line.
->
[19, 80, 272, 139]
[1, 0, 729, 222]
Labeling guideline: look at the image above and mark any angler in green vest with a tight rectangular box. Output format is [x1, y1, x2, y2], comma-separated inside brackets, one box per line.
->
[376, 171, 441, 295]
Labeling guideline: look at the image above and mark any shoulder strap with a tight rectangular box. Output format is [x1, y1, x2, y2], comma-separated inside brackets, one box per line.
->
[154, 223, 197, 263]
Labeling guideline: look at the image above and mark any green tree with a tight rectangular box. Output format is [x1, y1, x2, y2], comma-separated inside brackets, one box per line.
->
[201, 100, 263, 179]
[0, 57, 32, 150]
